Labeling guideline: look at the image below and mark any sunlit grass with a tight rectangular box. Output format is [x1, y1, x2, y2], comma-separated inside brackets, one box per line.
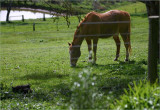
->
[0, 2, 149, 109]
[111, 2, 146, 14]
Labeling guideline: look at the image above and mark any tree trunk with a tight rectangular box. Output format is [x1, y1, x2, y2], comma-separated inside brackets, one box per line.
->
[6, 8, 11, 22]
[6, 0, 12, 22]
[141, 1, 159, 84]
[148, 16, 159, 84]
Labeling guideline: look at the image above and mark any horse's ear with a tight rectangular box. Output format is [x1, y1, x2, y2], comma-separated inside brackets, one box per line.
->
[68, 42, 71, 46]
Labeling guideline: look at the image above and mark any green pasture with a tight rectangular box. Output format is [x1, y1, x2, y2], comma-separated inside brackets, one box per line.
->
[0, 2, 153, 109]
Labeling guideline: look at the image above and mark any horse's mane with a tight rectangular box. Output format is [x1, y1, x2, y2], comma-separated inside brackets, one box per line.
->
[77, 13, 89, 28]
[72, 12, 93, 44]
[75, 12, 94, 35]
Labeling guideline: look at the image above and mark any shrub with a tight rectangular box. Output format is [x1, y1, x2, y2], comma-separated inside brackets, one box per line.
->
[111, 81, 160, 110]
[69, 68, 104, 109]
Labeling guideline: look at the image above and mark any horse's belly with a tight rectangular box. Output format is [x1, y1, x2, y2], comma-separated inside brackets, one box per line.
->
[100, 24, 119, 37]
[99, 35, 112, 38]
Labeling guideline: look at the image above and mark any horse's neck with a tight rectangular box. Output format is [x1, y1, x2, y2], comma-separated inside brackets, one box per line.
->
[73, 35, 84, 47]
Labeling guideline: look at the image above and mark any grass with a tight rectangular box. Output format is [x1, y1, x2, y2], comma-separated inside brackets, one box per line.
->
[0, 1, 152, 109]
[111, 2, 146, 14]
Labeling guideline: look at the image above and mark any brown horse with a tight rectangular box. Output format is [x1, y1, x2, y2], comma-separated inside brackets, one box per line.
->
[68, 10, 131, 67]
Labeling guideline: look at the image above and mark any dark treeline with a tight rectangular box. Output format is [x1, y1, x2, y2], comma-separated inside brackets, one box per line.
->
[1, 0, 137, 23]
[1, 0, 137, 15]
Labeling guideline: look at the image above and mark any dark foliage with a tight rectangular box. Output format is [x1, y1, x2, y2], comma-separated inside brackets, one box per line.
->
[12, 84, 32, 94]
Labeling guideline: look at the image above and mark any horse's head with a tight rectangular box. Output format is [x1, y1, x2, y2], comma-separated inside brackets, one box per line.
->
[68, 42, 81, 67]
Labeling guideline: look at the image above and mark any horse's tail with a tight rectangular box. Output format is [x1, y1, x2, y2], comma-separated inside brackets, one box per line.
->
[121, 11, 132, 55]
[123, 11, 132, 55]
[128, 19, 132, 55]
[120, 12, 132, 55]
[128, 36, 132, 55]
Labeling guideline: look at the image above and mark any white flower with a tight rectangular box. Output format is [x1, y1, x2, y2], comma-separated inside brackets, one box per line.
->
[77, 83, 80, 87]
[74, 82, 80, 87]
[148, 100, 153, 105]
[78, 74, 82, 78]
[134, 97, 137, 100]
[125, 104, 128, 108]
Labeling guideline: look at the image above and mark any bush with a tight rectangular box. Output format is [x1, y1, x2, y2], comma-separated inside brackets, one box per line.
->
[69, 68, 104, 109]
[111, 81, 160, 109]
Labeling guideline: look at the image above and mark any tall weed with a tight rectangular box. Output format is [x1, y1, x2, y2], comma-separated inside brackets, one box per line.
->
[111, 81, 160, 109]
[69, 68, 104, 109]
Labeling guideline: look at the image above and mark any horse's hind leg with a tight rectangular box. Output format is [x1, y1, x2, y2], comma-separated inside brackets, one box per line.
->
[86, 38, 92, 62]
[121, 33, 131, 61]
[113, 35, 121, 61]
[93, 38, 98, 64]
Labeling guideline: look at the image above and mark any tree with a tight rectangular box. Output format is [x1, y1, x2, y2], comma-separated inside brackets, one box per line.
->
[44, 0, 74, 28]
[6, 0, 13, 22]
[140, 0, 159, 84]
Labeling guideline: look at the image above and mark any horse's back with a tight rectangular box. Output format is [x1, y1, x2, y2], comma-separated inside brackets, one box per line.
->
[80, 10, 130, 38]
[100, 10, 130, 21]
[82, 11, 101, 36]
[100, 10, 130, 37]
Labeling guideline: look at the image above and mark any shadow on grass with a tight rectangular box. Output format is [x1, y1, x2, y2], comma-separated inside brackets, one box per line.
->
[130, 13, 147, 18]
[1, 22, 45, 26]
[29, 83, 71, 103]
[20, 71, 69, 80]
[1, 22, 29, 25]
[70, 59, 147, 97]
[3, 59, 147, 103]
[76, 59, 147, 75]
[92, 59, 147, 96]
[94, 60, 146, 75]
[1, 82, 71, 104]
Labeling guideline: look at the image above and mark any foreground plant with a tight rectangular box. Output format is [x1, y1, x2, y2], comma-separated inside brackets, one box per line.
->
[112, 81, 160, 110]
[70, 68, 104, 109]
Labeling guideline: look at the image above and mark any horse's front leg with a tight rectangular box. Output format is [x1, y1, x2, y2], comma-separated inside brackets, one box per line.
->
[93, 38, 98, 64]
[86, 39, 92, 62]
[113, 35, 121, 61]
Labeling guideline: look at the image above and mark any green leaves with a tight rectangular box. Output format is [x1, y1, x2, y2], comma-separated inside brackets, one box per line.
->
[70, 68, 103, 109]
[113, 81, 160, 109]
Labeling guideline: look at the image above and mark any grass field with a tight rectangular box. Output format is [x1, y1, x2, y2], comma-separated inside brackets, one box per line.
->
[0, 2, 151, 109]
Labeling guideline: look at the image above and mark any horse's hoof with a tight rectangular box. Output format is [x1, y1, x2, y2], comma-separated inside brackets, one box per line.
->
[114, 58, 118, 61]
[125, 59, 129, 62]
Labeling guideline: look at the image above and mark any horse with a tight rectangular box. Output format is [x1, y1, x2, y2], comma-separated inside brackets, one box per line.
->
[68, 10, 131, 67]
